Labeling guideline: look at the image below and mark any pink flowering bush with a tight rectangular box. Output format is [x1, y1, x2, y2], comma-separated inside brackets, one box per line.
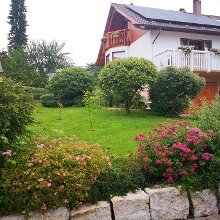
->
[0, 136, 110, 214]
[134, 120, 216, 187]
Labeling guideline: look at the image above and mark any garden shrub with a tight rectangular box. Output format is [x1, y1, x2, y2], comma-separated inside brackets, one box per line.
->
[0, 76, 35, 149]
[150, 67, 205, 116]
[48, 67, 94, 107]
[87, 156, 146, 203]
[40, 94, 59, 107]
[99, 57, 157, 112]
[131, 93, 146, 110]
[192, 97, 220, 133]
[134, 120, 218, 191]
[25, 87, 50, 100]
[0, 136, 109, 214]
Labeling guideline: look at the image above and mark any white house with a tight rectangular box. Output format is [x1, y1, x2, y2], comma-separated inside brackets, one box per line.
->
[96, 0, 220, 104]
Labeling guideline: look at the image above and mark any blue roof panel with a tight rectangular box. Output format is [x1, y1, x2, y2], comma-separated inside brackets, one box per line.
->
[126, 5, 220, 28]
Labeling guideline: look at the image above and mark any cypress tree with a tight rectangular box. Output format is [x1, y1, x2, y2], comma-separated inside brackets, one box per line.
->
[7, 0, 28, 50]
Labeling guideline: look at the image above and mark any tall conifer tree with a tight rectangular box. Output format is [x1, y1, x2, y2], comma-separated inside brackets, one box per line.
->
[8, 0, 28, 50]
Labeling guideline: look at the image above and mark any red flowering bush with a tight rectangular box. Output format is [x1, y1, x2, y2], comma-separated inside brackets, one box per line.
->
[0, 136, 110, 215]
[134, 120, 216, 186]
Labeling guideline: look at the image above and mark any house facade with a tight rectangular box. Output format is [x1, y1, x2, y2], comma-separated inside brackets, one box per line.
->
[96, 0, 220, 104]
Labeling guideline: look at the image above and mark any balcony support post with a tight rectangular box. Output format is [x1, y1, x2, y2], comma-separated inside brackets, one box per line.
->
[190, 51, 194, 71]
[207, 52, 211, 73]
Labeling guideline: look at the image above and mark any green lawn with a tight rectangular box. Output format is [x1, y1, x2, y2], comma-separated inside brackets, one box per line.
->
[30, 106, 168, 156]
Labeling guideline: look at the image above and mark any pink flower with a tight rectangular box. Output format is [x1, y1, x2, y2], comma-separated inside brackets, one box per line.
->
[173, 142, 192, 153]
[143, 157, 149, 162]
[28, 162, 33, 167]
[38, 178, 45, 182]
[189, 155, 198, 161]
[47, 182, 52, 187]
[155, 160, 163, 165]
[190, 168, 195, 173]
[166, 167, 173, 173]
[167, 160, 173, 167]
[181, 170, 188, 176]
[191, 127, 202, 133]
[203, 143, 208, 148]
[133, 133, 146, 141]
[201, 153, 213, 161]
[167, 176, 174, 184]
[137, 144, 142, 152]
[154, 142, 160, 147]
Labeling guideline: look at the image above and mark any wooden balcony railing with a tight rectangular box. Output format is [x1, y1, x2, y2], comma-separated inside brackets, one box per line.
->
[102, 29, 130, 51]
[154, 50, 220, 72]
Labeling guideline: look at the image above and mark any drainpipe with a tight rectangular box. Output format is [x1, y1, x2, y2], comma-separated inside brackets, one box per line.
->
[152, 29, 161, 62]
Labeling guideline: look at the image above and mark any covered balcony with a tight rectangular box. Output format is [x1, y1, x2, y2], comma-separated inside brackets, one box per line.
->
[101, 29, 130, 51]
[154, 50, 220, 72]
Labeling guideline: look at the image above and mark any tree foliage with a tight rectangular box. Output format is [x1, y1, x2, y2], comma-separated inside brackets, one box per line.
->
[48, 67, 94, 106]
[99, 57, 157, 112]
[8, 0, 28, 49]
[150, 66, 206, 116]
[0, 40, 72, 87]
[85, 62, 102, 79]
[0, 49, 45, 87]
[26, 40, 73, 77]
[0, 76, 35, 148]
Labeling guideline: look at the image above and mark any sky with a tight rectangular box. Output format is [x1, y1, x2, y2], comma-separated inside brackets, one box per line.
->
[0, 0, 219, 66]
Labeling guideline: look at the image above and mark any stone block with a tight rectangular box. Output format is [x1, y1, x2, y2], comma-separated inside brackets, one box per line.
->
[71, 201, 111, 220]
[192, 189, 218, 218]
[0, 216, 24, 220]
[145, 187, 189, 220]
[111, 190, 150, 220]
[29, 207, 69, 220]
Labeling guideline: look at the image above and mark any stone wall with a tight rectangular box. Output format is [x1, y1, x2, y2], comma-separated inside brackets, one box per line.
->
[1, 187, 219, 220]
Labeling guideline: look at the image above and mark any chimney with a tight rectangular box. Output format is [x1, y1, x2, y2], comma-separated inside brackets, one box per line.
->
[193, 0, 201, 15]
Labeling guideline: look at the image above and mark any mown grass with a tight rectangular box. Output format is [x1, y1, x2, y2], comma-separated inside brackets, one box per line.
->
[30, 106, 168, 156]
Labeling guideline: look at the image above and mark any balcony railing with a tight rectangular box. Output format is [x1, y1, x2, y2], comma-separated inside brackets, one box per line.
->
[154, 50, 220, 72]
[102, 29, 130, 51]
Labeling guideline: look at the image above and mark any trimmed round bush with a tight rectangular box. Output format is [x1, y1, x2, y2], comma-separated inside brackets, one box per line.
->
[0, 76, 35, 148]
[0, 136, 110, 214]
[99, 57, 157, 112]
[40, 94, 59, 107]
[48, 67, 94, 106]
[150, 66, 205, 116]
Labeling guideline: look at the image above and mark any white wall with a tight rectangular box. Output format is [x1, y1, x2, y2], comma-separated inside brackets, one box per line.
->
[151, 30, 220, 57]
[129, 31, 152, 60]
[104, 31, 220, 63]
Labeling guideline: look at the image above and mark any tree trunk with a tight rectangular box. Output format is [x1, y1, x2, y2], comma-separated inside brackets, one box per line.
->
[125, 99, 131, 113]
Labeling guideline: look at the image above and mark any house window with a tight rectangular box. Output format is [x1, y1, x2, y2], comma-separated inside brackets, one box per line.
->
[180, 38, 212, 51]
[112, 51, 125, 60]
[106, 54, 110, 65]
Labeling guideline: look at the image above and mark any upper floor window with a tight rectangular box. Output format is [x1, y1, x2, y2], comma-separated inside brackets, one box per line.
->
[180, 38, 212, 51]
[112, 51, 125, 60]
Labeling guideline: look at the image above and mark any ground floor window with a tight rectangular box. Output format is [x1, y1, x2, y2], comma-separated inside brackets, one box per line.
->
[112, 50, 125, 60]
